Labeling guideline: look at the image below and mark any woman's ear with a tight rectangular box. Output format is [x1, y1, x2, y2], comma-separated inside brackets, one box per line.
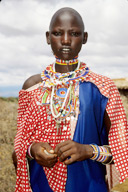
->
[83, 32, 88, 44]
[46, 31, 50, 44]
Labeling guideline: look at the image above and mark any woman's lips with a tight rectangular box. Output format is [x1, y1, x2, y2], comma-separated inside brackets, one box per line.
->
[61, 48, 71, 53]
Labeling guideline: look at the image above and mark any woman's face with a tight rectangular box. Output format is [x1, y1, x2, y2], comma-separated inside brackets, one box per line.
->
[46, 12, 87, 60]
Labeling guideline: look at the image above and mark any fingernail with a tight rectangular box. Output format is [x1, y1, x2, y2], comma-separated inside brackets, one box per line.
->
[49, 149, 54, 153]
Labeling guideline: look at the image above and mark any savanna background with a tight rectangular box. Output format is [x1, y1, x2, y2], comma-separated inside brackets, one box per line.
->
[0, 78, 128, 192]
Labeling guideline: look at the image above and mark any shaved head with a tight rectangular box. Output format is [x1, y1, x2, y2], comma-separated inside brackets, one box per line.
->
[49, 7, 85, 31]
[46, 7, 88, 61]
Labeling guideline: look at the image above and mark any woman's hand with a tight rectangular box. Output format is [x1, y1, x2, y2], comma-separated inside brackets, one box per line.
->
[30, 142, 57, 168]
[54, 140, 93, 165]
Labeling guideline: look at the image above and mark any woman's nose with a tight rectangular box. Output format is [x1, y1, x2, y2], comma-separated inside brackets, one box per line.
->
[61, 32, 71, 45]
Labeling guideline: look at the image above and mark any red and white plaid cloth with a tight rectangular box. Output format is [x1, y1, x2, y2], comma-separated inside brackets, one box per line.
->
[14, 64, 128, 192]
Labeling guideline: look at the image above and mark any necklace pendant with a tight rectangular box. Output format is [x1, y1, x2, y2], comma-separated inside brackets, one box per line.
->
[56, 120, 61, 134]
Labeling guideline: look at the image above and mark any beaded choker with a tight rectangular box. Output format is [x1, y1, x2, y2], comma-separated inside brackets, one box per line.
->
[55, 56, 78, 65]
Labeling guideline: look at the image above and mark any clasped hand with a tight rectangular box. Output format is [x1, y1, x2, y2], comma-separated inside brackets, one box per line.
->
[31, 140, 93, 168]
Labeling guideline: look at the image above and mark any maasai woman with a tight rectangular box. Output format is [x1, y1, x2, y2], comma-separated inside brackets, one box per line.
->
[13, 7, 128, 192]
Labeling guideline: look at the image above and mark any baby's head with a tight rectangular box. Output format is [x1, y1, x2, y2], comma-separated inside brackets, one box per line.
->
[46, 7, 88, 60]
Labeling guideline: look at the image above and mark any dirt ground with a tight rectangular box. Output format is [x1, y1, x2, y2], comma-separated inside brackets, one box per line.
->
[0, 92, 128, 192]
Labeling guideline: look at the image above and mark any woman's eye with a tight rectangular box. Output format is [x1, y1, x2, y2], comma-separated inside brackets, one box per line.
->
[53, 32, 62, 36]
[71, 32, 80, 37]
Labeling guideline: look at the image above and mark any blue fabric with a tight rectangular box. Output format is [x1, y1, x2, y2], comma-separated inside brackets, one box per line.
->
[29, 160, 53, 192]
[29, 81, 108, 192]
[65, 82, 108, 192]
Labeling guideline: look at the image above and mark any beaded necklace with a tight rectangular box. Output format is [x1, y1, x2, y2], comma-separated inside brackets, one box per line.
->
[41, 58, 90, 134]
[41, 61, 89, 86]
[50, 84, 72, 119]
[55, 55, 78, 65]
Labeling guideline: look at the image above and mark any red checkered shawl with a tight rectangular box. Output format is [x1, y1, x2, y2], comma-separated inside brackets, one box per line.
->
[14, 67, 128, 192]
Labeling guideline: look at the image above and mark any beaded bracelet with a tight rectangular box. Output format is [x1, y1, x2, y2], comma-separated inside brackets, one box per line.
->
[27, 143, 34, 159]
[90, 144, 100, 161]
[102, 156, 113, 165]
[90, 144, 113, 164]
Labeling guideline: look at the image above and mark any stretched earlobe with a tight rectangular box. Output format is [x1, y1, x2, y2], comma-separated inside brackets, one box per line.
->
[46, 31, 50, 45]
[83, 32, 88, 44]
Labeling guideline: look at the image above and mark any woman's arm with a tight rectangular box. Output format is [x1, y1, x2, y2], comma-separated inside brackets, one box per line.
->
[12, 150, 17, 172]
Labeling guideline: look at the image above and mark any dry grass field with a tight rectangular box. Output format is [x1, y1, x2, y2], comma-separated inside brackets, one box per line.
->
[0, 83, 128, 192]
[0, 97, 17, 192]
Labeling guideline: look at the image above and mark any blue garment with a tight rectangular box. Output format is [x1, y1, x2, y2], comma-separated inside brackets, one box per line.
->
[29, 82, 108, 192]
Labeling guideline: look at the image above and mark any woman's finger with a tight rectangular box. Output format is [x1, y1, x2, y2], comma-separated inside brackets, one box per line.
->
[59, 148, 73, 162]
[64, 154, 77, 165]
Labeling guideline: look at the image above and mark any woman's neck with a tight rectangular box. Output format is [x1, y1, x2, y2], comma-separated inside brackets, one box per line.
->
[55, 64, 78, 73]
[55, 56, 79, 73]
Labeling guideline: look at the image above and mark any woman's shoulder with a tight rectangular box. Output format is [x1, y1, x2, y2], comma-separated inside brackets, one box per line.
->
[87, 71, 117, 98]
[22, 74, 42, 90]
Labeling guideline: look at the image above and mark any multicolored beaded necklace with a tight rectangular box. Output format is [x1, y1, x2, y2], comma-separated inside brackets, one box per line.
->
[55, 55, 78, 65]
[41, 57, 90, 134]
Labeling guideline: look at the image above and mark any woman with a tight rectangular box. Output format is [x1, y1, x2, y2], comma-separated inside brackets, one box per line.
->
[13, 7, 128, 192]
